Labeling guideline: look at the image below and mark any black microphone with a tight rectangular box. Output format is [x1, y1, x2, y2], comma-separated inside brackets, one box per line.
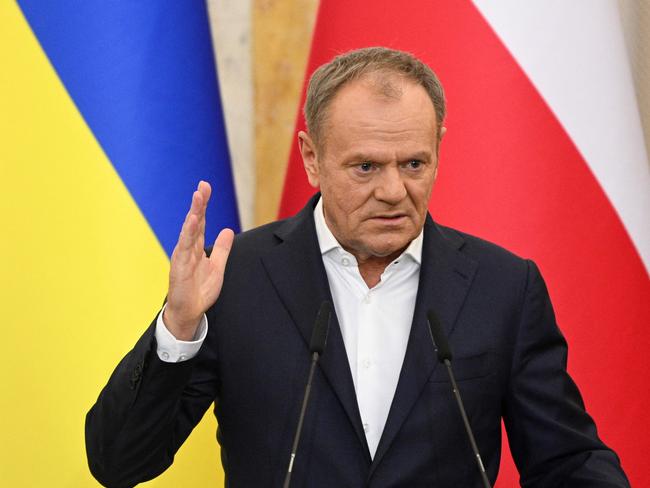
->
[426, 310, 492, 488]
[282, 301, 332, 488]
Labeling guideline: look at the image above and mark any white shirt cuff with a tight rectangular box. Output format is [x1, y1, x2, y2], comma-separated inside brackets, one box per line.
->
[155, 304, 208, 363]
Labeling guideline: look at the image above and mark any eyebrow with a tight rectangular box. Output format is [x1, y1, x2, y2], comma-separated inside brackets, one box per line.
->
[346, 151, 432, 163]
[399, 151, 431, 162]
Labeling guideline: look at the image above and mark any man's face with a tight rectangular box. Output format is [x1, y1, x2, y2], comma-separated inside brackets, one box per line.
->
[300, 75, 441, 262]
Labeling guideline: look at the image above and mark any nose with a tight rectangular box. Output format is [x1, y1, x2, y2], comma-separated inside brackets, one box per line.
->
[374, 165, 407, 204]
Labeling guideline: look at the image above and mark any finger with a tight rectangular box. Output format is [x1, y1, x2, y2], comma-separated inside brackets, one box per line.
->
[176, 192, 203, 255]
[195, 182, 212, 239]
[174, 182, 211, 251]
[195, 222, 206, 254]
[197, 203, 207, 242]
[189, 188, 205, 220]
[195, 198, 208, 254]
[209, 228, 235, 271]
[184, 190, 204, 234]
[197, 180, 212, 211]
[196, 181, 211, 228]
[186, 189, 208, 249]
[177, 213, 199, 253]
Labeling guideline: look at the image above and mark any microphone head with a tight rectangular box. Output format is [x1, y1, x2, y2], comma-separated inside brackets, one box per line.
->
[427, 310, 453, 362]
[309, 301, 332, 355]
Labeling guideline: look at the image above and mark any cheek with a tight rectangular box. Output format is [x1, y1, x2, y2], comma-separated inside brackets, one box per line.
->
[407, 179, 434, 202]
[406, 181, 435, 220]
[324, 179, 370, 212]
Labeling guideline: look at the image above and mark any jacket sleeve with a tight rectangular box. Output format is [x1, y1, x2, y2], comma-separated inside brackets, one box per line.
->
[85, 312, 219, 488]
[503, 260, 629, 487]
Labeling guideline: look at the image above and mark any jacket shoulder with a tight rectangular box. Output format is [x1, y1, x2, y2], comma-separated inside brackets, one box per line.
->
[434, 222, 532, 273]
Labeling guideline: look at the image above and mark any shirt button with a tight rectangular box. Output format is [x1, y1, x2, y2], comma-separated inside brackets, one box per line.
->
[363, 294, 371, 304]
[179, 354, 187, 361]
[363, 423, 370, 433]
[161, 351, 170, 360]
[362, 358, 371, 369]
[341, 257, 350, 266]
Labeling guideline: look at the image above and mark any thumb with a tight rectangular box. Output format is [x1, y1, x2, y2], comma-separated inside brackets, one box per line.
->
[209, 228, 235, 270]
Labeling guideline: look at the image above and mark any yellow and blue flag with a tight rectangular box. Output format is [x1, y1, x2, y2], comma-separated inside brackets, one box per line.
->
[1, 1, 235, 485]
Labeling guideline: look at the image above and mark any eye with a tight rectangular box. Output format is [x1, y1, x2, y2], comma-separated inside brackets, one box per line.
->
[406, 160, 422, 170]
[358, 162, 374, 172]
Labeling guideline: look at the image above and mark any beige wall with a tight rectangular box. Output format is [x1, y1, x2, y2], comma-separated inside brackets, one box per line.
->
[207, 0, 255, 230]
[619, 0, 650, 158]
[209, 1, 649, 230]
[252, 0, 319, 226]
[207, 0, 318, 229]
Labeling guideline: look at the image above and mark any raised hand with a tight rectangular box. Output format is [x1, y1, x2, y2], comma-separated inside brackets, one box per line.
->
[163, 181, 234, 340]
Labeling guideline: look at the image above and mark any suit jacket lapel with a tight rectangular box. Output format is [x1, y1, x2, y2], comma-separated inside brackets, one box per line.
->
[369, 216, 478, 477]
[260, 195, 371, 460]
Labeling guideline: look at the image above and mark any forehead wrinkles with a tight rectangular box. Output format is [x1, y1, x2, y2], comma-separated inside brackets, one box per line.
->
[339, 128, 434, 165]
[329, 100, 435, 159]
[317, 73, 414, 153]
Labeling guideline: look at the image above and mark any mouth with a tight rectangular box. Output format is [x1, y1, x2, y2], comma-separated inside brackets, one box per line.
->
[369, 214, 408, 225]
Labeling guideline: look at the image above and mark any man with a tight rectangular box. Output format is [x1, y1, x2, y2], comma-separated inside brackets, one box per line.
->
[86, 47, 629, 487]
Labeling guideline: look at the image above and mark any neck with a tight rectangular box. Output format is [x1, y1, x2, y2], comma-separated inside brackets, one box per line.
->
[355, 250, 403, 289]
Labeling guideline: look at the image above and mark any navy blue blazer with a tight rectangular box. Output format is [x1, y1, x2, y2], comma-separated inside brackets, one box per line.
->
[86, 195, 629, 487]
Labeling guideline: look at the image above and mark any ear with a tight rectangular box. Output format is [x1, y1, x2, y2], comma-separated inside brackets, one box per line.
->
[298, 131, 320, 188]
[434, 125, 447, 160]
[433, 127, 446, 180]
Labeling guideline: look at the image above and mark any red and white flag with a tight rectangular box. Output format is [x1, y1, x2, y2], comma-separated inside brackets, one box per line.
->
[280, 1, 650, 485]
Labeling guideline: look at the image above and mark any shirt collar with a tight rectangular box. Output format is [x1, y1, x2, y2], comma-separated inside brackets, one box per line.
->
[313, 196, 423, 265]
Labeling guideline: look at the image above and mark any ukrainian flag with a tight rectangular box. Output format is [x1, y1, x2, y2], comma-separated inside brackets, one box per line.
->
[1, 1, 236, 485]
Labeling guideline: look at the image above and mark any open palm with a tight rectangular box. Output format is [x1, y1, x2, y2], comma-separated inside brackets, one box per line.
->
[164, 181, 234, 341]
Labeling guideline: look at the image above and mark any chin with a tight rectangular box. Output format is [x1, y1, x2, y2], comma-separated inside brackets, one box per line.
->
[366, 240, 410, 258]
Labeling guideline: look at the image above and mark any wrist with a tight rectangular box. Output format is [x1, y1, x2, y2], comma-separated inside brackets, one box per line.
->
[162, 307, 201, 341]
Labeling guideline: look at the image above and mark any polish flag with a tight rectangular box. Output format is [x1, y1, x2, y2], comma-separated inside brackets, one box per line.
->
[279, 1, 650, 486]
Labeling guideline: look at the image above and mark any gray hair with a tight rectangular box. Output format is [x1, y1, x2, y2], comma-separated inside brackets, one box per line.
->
[304, 47, 446, 148]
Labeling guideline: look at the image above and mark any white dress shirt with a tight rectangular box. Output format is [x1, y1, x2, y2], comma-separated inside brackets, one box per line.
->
[156, 197, 422, 458]
[155, 305, 207, 362]
[313, 198, 422, 457]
